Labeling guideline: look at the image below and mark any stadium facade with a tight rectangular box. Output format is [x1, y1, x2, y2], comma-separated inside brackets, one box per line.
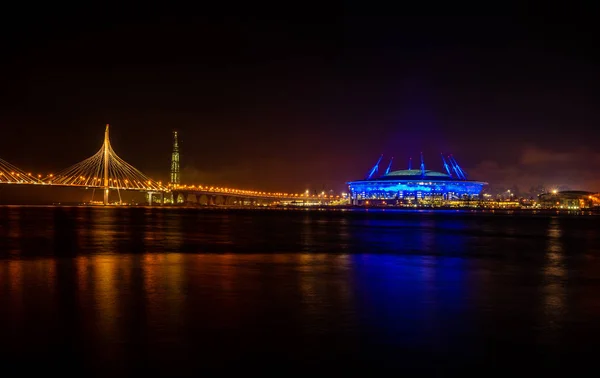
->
[347, 153, 487, 206]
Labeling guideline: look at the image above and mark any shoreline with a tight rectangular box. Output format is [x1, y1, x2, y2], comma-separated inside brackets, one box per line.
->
[0, 203, 598, 215]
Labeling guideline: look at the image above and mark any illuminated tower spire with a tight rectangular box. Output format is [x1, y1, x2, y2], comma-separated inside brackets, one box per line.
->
[170, 131, 180, 185]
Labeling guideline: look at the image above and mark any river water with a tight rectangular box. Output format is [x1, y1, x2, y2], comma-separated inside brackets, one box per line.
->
[0, 206, 599, 375]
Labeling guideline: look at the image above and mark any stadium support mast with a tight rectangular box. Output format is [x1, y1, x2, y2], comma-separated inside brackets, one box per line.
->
[420, 152, 426, 178]
[170, 131, 180, 185]
[441, 153, 453, 177]
[448, 155, 467, 180]
[366, 155, 383, 180]
[448, 155, 461, 179]
[450, 155, 468, 180]
[408, 157, 412, 170]
[384, 157, 394, 176]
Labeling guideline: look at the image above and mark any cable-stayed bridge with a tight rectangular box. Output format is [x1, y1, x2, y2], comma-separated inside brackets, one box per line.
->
[0, 125, 337, 205]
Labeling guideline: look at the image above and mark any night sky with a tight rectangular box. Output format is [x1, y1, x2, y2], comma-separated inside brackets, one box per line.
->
[1, 4, 599, 195]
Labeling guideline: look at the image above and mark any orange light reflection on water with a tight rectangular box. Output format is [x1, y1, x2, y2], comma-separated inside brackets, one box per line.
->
[540, 217, 567, 343]
[143, 253, 185, 336]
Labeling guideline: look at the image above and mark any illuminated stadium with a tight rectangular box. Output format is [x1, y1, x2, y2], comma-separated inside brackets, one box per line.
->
[347, 153, 487, 206]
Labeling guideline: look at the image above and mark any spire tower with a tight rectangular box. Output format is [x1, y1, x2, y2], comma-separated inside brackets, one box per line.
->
[170, 131, 180, 185]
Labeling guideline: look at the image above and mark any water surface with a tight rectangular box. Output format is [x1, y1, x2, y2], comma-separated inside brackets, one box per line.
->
[0, 207, 599, 375]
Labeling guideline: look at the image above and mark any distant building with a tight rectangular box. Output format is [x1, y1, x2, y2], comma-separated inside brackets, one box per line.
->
[538, 191, 599, 209]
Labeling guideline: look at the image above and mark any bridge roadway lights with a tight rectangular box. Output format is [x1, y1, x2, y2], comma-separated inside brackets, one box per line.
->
[172, 190, 184, 204]
[147, 191, 164, 206]
[172, 191, 252, 206]
[168, 190, 309, 206]
[171, 191, 263, 206]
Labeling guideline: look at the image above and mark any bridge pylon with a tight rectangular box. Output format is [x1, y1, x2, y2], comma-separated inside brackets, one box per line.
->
[43, 124, 166, 204]
[103, 124, 110, 205]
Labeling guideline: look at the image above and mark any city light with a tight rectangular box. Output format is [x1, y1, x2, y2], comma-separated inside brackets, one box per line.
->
[12, 126, 596, 210]
[347, 154, 487, 206]
[0, 158, 42, 184]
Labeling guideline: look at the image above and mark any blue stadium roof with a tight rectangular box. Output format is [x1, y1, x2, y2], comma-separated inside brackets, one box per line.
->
[366, 169, 452, 181]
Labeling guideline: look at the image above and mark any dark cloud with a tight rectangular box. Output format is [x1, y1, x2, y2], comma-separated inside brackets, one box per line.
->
[520, 147, 579, 165]
[470, 146, 600, 193]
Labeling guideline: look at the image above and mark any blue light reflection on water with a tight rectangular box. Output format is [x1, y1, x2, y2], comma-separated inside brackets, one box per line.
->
[344, 211, 471, 256]
[2, 207, 600, 374]
[346, 214, 476, 367]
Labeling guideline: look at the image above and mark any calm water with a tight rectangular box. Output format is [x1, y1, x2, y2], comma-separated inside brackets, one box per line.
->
[1, 206, 599, 375]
